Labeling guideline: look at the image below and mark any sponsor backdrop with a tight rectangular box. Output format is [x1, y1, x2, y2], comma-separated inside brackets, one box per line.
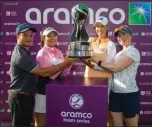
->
[0, 0, 152, 125]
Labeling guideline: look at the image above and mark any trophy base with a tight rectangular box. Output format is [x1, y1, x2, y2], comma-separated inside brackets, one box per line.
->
[67, 50, 92, 58]
[67, 41, 92, 58]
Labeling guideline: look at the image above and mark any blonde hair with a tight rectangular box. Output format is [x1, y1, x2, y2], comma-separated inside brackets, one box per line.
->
[94, 25, 109, 38]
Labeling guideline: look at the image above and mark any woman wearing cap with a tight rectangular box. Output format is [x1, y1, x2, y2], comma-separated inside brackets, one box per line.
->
[84, 16, 116, 78]
[91, 25, 140, 127]
[83, 15, 116, 88]
[34, 26, 72, 126]
[82, 16, 116, 126]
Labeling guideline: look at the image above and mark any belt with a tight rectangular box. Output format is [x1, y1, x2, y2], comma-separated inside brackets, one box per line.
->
[11, 90, 35, 96]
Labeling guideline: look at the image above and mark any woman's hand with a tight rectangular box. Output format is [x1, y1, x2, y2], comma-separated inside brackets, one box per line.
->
[64, 56, 79, 66]
[80, 59, 95, 68]
[88, 55, 100, 63]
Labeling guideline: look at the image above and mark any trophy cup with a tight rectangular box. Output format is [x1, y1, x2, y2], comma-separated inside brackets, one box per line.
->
[67, 4, 92, 58]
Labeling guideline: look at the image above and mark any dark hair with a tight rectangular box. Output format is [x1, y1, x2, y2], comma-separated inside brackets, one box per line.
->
[40, 35, 45, 48]
[40, 26, 50, 48]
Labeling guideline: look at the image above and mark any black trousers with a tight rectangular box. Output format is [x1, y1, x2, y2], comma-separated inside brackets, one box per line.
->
[8, 91, 35, 127]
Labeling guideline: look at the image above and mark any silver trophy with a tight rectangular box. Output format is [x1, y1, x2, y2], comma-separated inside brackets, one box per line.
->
[67, 4, 92, 58]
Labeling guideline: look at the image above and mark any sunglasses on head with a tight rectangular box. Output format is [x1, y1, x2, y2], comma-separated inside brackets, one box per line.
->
[114, 26, 126, 33]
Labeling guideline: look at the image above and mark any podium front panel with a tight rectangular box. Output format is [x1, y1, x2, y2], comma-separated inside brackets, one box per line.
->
[46, 77, 108, 127]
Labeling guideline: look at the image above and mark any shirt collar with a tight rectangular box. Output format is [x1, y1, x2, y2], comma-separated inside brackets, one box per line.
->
[16, 44, 30, 55]
[44, 45, 57, 54]
[44, 45, 56, 50]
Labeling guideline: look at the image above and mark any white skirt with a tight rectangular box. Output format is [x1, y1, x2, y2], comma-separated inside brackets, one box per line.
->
[34, 94, 46, 113]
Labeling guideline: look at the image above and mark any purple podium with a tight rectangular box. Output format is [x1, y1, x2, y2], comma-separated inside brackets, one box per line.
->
[46, 77, 108, 127]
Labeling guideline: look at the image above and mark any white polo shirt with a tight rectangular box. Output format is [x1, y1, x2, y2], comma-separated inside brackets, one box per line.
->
[111, 45, 140, 93]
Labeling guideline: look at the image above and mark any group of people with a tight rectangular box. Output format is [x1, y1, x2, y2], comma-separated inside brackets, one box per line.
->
[8, 16, 140, 127]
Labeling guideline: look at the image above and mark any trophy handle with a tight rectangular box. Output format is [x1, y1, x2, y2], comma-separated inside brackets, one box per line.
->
[71, 16, 81, 42]
[71, 17, 89, 42]
[80, 19, 89, 42]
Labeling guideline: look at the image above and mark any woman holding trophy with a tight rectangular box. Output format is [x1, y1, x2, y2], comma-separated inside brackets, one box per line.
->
[84, 16, 116, 78]
[90, 25, 140, 127]
[34, 26, 74, 127]
[82, 16, 116, 127]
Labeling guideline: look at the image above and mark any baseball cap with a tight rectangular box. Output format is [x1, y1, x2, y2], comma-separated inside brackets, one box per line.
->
[42, 27, 58, 36]
[94, 16, 108, 26]
[114, 25, 132, 36]
[16, 23, 37, 34]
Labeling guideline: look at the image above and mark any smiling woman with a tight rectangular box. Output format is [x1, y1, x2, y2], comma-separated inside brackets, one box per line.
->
[95, 25, 141, 127]
[83, 16, 116, 78]
[81, 16, 116, 127]
[34, 26, 73, 127]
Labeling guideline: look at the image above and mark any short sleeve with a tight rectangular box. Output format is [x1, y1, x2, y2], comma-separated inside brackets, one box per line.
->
[15, 55, 38, 73]
[125, 48, 140, 62]
[36, 48, 65, 80]
[105, 41, 117, 63]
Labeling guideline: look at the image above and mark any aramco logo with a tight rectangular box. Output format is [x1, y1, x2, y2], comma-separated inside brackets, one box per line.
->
[69, 94, 84, 109]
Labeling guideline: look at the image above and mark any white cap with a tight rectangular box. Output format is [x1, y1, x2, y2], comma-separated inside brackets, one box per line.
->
[94, 16, 108, 26]
[42, 27, 58, 36]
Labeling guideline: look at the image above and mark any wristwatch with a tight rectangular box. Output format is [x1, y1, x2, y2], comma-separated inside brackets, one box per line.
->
[98, 60, 102, 66]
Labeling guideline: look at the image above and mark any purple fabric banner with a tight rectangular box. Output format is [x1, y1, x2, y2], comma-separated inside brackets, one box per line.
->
[0, 1, 152, 125]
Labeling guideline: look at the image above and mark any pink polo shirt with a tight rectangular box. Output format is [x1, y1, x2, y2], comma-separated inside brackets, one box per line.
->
[36, 45, 71, 79]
